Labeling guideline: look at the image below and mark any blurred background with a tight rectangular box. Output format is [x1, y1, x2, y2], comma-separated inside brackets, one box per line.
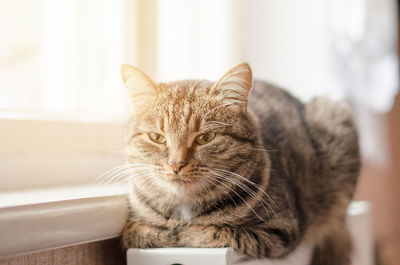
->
[0, 0, 399, 264]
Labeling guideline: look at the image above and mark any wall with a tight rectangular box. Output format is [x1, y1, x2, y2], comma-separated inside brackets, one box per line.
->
[0, 238, 126, 265]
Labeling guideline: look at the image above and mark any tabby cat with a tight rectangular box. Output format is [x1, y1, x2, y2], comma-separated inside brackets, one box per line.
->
[120, 63, 360, 265]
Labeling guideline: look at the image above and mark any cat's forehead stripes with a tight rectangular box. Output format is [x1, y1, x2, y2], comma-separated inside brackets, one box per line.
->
[156, 80, 213, 134]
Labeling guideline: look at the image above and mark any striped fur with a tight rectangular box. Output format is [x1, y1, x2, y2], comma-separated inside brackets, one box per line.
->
[120, 63, 360, 264]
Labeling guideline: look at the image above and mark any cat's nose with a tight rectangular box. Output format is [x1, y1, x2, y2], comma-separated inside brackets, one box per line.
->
[168, 160, 187, 173]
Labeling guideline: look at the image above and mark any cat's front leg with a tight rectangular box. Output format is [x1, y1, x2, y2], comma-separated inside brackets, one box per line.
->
[177, 225, 298, 259]
[122, 219, 177, 248]
[177, 225, 232, 248]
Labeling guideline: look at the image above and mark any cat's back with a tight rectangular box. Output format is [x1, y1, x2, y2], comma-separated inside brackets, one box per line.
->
[248, 79, 359, 187]
[249, 80, 360, 239]
[248, 80, 311, 163]
[249, 80, 303, 114]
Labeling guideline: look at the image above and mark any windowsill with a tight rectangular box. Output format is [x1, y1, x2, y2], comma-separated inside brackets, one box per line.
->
[0, 184, 129, 258]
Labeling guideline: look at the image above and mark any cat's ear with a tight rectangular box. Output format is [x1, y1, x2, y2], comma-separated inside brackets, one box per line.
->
[210, 63, 253, 111]
[121, 64, 158, 101]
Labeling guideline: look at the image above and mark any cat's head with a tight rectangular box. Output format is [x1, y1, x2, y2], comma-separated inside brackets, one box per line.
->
[122, 63, 264, 198]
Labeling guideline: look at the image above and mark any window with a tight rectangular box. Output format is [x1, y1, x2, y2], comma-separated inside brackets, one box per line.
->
[0, 0, 44, 112]
[0, 0, 135, 118]
[0, 0, 139, 191]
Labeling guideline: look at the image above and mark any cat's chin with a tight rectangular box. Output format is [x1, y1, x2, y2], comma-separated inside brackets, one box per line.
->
[159, 176, 204, 198]
[169, 176, 193, 184]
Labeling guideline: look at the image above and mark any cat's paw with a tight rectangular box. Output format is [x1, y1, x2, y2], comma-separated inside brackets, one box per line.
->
[177, 225, 232, 248]
[122, 220, 178, 248]
[230, 228, 289, 259]
[231, 231, 265, 259]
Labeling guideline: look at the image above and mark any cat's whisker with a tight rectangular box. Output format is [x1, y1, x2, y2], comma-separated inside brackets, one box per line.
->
[212, 176, 265, 222]
[214, 168, 275, 198]
[207, 182, 241, 216]
[210, 171, 272, 219]
[102, 170, 132, 185]
[203, 177, 239, 211]
[134, 171, 169, 194]
[96, 164, 132, 182]
[213, 169, 272, 203]
[99, 166, 153, 184]
[133, 174, 159, 190]
[104, 178, 131, 186]
[98, 166, 148, 183]
[226, 174, 278, 212]
[212, 172, 272, 216]
[212, 168, 279, 211]
[202, 181, 217, 202]
[96, 163, 153, 182]
[208, 174, 265, 222]
[203, 177, 228, 202]
[194, 178, 216, 206]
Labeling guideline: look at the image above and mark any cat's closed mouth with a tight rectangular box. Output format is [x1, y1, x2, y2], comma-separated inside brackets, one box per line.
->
[169, 175, 195, 184]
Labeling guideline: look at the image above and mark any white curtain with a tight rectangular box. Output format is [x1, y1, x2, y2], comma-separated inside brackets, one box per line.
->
[0, 0, 131, 117]
[156, 0, 242, 81]
[329, 0, 398, 114]
[42, 0, 127, 117]
[155, 0, 398, 113]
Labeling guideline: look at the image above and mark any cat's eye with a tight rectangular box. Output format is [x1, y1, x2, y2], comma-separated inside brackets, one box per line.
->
[148, 133, 166, 144]
[195, 132, 216, 145]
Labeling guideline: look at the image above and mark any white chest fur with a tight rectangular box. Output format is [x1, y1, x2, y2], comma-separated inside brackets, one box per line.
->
[173, 204, 193, 222]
